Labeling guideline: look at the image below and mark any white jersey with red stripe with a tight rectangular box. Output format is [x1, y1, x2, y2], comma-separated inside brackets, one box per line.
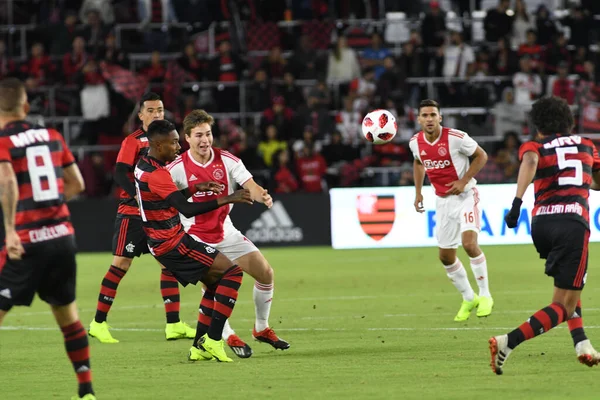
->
[409, 127, 478, 197]
[168, 148, 252, 243]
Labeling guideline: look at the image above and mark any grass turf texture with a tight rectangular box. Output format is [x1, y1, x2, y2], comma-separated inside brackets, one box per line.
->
[2, 245, 600, 399]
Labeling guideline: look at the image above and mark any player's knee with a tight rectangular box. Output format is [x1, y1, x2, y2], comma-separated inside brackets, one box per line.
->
[462, 241, 480, 257]
[0, 309, 7, 326]
[50, 302, 79, 327]
[256, 264, 274, 284]
[112, 256, 133, 271]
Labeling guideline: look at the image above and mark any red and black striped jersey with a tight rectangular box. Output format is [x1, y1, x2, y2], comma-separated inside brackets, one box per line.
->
[134, 155, 184, 256]
[116, 128, 149, 217]
[519, 134, 600, 229]
[0, 121, 75, 244]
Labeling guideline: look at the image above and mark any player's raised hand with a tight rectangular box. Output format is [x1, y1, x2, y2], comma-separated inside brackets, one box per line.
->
[194, 181, 224, 194]
[6, 230, 24, 260]
[445, 180, 466, 195]
[261, 189, 273, 208]
[227, 189, 253, 205]
[414, 193, 425, 213]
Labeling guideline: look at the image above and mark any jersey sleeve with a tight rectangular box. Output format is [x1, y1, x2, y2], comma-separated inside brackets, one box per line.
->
[116, 135, 139, 166]
[148, 168, 180, 199]
[224, 154, 253, 186]
[592, 145, 600, 172]
[408, 138, 420, 161]
[167, 158, 189, 190]
[518, 141, 540, 161]
[56, 131, 75, 167]
[0, 137, 12, 162]
[458, 131, 478, 156]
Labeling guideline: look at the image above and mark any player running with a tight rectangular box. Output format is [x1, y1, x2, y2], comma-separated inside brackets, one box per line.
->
[167, 110, 290, 358]
[410, 99, 493, 321]
[0, 78, 95, 400]
[89, 92, 195, 343]
[490, 96, 600, 374]
[135, 119, 252, 362]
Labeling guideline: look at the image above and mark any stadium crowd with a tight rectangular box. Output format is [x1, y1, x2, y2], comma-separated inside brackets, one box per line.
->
[0, 0, 599, 197]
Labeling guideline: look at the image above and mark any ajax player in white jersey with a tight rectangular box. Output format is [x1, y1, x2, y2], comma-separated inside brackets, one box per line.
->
[409, 99, 493, 321]
[168, 110, 289, 358]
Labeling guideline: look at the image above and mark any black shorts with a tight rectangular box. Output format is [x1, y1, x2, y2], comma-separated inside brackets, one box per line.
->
[112, 216, 150, 258]
[532, 218, 589, 290]
[155, 234, 219, 287]
[0, 236, 77, 306]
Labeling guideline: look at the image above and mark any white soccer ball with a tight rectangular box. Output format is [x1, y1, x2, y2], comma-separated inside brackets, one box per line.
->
[361, 109, 397, 145]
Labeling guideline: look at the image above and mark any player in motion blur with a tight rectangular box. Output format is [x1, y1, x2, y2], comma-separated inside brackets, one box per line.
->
[136, 119, 253, 362]
[490, 97, 600, 374]
[0, 78, 95, 400]
[410, 99, 493, 321]
[168, 110, 290, 358]
[89, 92, 196, 343]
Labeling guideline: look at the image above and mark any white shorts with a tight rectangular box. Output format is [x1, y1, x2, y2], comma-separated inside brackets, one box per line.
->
[435, 187, 481, 249]
[189, 219, 258, 261]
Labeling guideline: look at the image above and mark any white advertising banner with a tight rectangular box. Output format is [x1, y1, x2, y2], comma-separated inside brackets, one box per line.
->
[330, 184, 600, 249]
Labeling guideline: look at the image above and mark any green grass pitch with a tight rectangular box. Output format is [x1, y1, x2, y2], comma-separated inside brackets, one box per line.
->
[2, 245, 600, 399]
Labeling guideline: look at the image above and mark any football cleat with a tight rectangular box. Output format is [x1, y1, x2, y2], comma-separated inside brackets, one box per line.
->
[188, 345, 214, 361]
[71, 394, 96, 400]
[88, 320, 119, 343]
[253, 327, 290, 350]
[227, 334, 253, 358]
[477, 296, 494, 317]
[575, 339, 600, 367]
[454, 295, 479, 322]
[165, 321, 196, 340]
[489, 334, 511, 375]
[197, 334, 232, 362]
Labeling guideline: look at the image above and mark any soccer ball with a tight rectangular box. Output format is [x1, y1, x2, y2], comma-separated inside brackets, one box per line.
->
[362, 109, 397, 145]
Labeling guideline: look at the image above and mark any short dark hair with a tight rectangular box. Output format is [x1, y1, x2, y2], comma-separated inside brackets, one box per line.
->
[0, 78, 26, 115]
[418, 99, 441, 114]
[530, 96, 574, 136]
[147, 119, 176, 141]
[139, 92, 161, 110]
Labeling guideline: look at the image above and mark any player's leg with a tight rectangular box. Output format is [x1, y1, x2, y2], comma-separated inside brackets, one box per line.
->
[436, 197, 477, 321]
[159, 262, 195, 340]
[567, 299, 599, 365]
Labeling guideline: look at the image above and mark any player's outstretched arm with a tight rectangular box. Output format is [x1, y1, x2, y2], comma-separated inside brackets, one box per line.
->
[0, 162, 24, 259]
[63, 163, 86, 200]
[243, 178, 273, 208]
[413, 159, 425, 213]
[165, 189, 253, 218]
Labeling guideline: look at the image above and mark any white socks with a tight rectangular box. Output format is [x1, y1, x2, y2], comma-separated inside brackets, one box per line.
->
[222, 319, 235, 340]
[469, 253, 491, 297]
[253, 282, 274, 332]
[444, 259, 475, 302]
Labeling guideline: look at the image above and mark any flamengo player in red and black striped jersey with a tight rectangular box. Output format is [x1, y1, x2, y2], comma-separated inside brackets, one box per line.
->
[135, 119, 252, 362]
[0, 78, 95, 399]
[89, 93, 196, 344]
[490, 96, 600, 375]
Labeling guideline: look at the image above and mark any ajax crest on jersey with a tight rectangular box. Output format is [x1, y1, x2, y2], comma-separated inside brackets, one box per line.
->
[356, 194, 396, 241]
[362, 109, 398, 145]
[213, 168, 224, 180]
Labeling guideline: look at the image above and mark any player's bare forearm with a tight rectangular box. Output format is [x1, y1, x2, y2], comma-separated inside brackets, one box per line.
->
[0, 162, 18, 232]
[63, 164, 85, 201]
[462, 146, 488, 183]
[515, 152, 538, 199]
[592, 171, 600, 191]
[243, 179, 263, 202]
[413, 159, 425, 194]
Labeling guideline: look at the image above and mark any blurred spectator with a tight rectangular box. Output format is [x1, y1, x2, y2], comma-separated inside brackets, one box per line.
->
[20, 42, 56, 87]
[360, 32, 391, 79]
[377, 56, 403, 105]
[293, 126, 322, 156]
[513, 56, 542, 106]
[544, 32, 570, 75]
[258, 125, 287, 167]
[350, 67, 376, 114]
[572, 46, 588, 75]
[469, 55, 496, 107]
[576, 61, 598, 103]
[178, 43, 203, 81]
[261, 96, 294, 138]
[80, 9, 110, 55]
[248, 68, 274, 112]
[261, 46, 287, 79]
[295, 94, 333, 140]
[138, 0, 178, 51]
[295, 143, 327, 193]
[326, 36, 361, 84]
[443, 31, 474, 78]
[420, 1, 446, 48]
[235, 133, 264, 170]
[495, 131, 521, 181]
[79, 153, 113, 197]
[534, 5, 558, 45]
[278, 71, 305, 110]
[80, 0, 115, 25]
[518, 30, 544, 73]
[398, 163, 414, 186]
[0, 40, 16, 80]
[493, 87, 526, 137]
[142, 51, 166, 86]
[173, 94, 197, 126]
[552, 62, 575, 105]
[307, 80, 331, 110]
[289, 34, 319, 80]
[510, 0, 534, 48]
[270, 149, 299, 194]
[63, 36, 89, 85]
[78, 59, 110, 143]
[321, 131, 357, 166]
[100, 33, 128, 67]
[335, 97, 362, 145]
[490, 37, 518, 76]
[208, 40, 243, 112]
[50, 10, 79, 55]
[483, 0, 513, 42]
[561, 5, 592, 48]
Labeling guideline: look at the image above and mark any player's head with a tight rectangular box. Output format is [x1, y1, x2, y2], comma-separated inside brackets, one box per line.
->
[138, 92, 164, 131]
[530, 96, 574, 138]
[417, 99, 442, 135]
[0, 78, 29, 122]
[147, 119, 180, 163]
[183, 109, 214, 159]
